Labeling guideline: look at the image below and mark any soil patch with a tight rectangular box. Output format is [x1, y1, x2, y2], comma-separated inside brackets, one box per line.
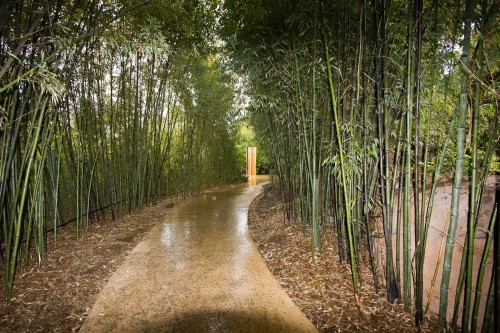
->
[248, 184, 441, 332]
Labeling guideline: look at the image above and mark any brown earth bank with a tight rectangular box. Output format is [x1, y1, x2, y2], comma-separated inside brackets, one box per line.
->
[1, 182, 440, 333]
[247, 183, 442, 332]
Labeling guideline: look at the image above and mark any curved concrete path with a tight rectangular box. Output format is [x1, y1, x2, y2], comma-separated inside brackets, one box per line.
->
[80, 177, 318, 333]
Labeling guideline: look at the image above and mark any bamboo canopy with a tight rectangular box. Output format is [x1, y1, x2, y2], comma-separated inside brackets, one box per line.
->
[0, 0, 242, 301]
[220, 0, 499, 331]
[1, 0, 499, 331]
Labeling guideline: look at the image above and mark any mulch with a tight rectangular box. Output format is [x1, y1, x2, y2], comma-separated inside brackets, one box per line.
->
[247, 183, 441, 332]
[0, 183, 441, 332]
[0, 195, 189, 333]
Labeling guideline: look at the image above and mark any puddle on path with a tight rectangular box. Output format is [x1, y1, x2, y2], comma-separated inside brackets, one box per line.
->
[80, 176, 317, 333]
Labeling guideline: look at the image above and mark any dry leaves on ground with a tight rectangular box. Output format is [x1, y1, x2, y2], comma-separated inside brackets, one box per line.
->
[248, 184, 441, 333]
[1, 183, 442, 333]
[0, 195, 189, 333]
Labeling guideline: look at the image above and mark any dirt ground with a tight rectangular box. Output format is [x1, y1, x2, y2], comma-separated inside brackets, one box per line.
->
[0, 194, 190, 333]
[79, 180, 317, 333]
[1, 184, 439, 332]
[247, 184, 442, 332]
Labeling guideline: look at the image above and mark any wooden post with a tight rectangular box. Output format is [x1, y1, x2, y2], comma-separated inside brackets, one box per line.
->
[246, 147, 256, 177]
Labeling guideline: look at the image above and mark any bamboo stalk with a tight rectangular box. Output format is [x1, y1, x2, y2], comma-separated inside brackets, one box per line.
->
[7, 97, 48, 300]
[413, 0, 424, 325]
[403, 1, 413, 309]
[471, 205, 496, 332]
[481, 274, 494, 333]
[425, 209, 452, 316]
[438, 0, 473, 327]
[323, 20, 359, 306]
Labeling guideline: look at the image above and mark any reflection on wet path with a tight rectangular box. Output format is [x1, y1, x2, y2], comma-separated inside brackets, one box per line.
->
[80, 176, 317, 333]
[161, 183, 255, 276]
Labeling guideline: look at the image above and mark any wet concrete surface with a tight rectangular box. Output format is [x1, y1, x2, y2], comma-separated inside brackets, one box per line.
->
[80, 176, 318, 333]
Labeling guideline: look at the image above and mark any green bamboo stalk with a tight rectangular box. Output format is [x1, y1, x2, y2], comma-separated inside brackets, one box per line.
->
[76, 102, 82, 239]
[53, 148, 61, 242]
[438, 0, 473, 327]
[372, 0, 399, 303]
[361, 0, 378, 291]
[471, 205, 496, 332]
[413, 0, 424, 325]
[404, 1, 413, 309]
[35, 159, 45, 263]
[422, 3, 459, 319]
[423, 111, 457, 268]
[6, 97, 48, 301]
[86, 151, 100, 231]
[466, 1, 488, 328]
[0, 84, 27, 232]
[417, 0, 439, 317]
[33, 107, 57, 264]
[396, 151, 405, 298]
[481, 275, 494, 333]
[323, 22, 359, 306]
[5, 88, 43, 278]
[312, 17, 320, 253]
[452, 228, 469, 331]
[426, 208, 451, 316]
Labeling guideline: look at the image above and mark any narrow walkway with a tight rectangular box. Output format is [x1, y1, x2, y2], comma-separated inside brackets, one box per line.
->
[80, 177, 318, 333]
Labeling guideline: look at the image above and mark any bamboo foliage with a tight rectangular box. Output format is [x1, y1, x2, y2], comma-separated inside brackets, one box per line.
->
[221, 0, 499, 330]
[1, 1, 499, 330]
[1, 0, 241, 301]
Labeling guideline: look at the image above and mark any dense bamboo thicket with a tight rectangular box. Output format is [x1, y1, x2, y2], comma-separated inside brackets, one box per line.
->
[0, 0, 243, 301]
[1, 0, 499, 331]
[221, 0, 498, 331]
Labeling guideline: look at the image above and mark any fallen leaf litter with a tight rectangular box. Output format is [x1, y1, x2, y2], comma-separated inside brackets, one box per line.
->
[1, 183, 441, 332]
[248, 184, 441, 332]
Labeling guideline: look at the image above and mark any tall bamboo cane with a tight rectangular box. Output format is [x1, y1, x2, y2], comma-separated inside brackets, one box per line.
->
[323, 21, 359, 307]
[438, 0, 473, 327]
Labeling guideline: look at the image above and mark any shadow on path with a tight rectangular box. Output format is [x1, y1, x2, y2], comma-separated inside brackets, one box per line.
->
[80, 176, 318, 333]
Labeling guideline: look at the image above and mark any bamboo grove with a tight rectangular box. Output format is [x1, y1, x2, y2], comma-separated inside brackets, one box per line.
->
[221, 0, 499, 331]
[0, 1, 244, 301]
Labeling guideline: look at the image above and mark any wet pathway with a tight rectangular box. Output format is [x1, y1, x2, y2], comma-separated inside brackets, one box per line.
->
[80, 177, 318, 333]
